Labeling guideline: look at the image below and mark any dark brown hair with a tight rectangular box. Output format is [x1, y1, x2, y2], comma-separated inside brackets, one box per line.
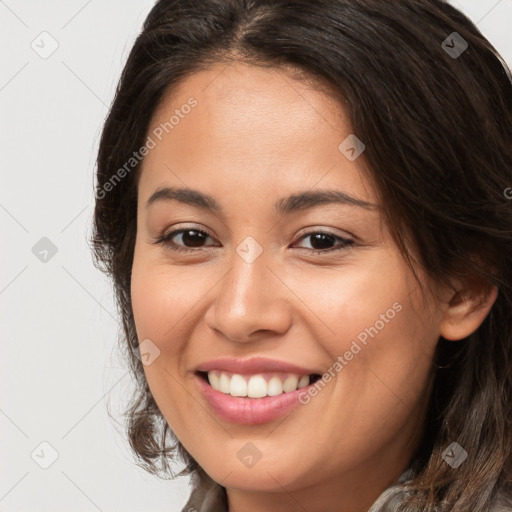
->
[91, 0, 512, 509]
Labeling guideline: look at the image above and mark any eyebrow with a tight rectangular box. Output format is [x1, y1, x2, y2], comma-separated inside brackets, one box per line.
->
[145, 186, 377, 215]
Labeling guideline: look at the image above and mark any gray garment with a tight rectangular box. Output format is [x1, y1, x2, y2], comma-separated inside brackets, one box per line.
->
[181, 463, 512, 512]
[366, 465, 417, 512]
[180, 467, 228, 512]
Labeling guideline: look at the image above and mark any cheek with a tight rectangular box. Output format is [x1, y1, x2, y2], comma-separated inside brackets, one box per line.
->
[130, 256, 204, 426]
[130, 268, 178, 343]
[288, 272, 438, 471]
[129, 255, 219, 408]
[296, 254, 435, 357]
[304, 257, 439, 417]
[130, 258, 212, 345]
[129, 253, 194, 408]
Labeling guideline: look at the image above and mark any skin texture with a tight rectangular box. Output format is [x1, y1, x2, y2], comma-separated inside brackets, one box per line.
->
[130, 62, 497, 512]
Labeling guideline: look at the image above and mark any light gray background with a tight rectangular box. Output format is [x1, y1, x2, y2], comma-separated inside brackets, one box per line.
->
[1, 1, 511, 511]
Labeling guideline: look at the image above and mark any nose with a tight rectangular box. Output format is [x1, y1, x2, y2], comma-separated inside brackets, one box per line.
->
[203, 246, 292, 343]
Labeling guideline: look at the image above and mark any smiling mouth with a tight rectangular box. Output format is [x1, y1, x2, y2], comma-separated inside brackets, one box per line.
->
[196, 370, 322, 399]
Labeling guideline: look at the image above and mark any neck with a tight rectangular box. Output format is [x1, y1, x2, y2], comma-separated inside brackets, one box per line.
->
[225, 379, 430, 512]
[226, 445, 414, 512]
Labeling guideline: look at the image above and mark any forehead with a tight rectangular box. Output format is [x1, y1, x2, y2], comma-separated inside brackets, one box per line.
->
[138, 61, 376, 206]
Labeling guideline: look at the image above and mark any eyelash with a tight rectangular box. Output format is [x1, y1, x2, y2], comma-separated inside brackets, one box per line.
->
[152, 227, 355, 256]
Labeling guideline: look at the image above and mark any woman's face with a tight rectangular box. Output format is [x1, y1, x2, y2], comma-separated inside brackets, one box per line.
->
[131, 62, 450, 506]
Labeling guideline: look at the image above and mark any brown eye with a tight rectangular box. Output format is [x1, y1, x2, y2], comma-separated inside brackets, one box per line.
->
[155, 228, 216, 253]
[172, 229, 209, 248]
[293, 231, 355, 255]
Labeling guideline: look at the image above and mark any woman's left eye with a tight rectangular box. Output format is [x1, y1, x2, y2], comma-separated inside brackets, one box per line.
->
[293, 232, 355, 254]
[153, 228, 355, 256]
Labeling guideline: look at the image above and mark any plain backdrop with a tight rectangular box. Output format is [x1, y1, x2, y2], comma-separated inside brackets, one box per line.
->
[1, 1, 511, 511]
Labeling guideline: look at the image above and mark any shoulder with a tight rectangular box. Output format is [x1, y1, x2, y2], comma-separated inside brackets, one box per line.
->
[368, 463, 512, 512]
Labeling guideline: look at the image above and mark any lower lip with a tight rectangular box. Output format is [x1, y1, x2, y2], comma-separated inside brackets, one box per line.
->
[195, 373, 314, 425]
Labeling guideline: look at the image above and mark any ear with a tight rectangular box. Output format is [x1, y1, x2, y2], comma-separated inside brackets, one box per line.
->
[439, 274, 498, 341]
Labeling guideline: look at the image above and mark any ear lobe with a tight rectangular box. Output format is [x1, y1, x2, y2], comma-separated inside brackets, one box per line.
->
[439, 278, 498, 341]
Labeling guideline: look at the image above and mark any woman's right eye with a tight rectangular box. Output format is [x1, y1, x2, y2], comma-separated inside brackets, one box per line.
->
[153, 228, 217, 254]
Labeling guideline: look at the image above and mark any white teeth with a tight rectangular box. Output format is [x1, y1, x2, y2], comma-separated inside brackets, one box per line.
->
[247, 375, 267, 398]
[229, 374, 247, 397]
[208, 371, 220, 390]
[282, 375, 299, 392]
[219, 372, 230, 393]
[267, 376, 283, 396]
[206, 371, 311, 398]
[298, 375, 310, 388]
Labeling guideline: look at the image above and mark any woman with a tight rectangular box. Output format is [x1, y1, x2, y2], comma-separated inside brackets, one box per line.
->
[91, 0, 512, 510]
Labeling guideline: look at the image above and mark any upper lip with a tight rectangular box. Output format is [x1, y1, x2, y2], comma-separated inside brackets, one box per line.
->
[195, 357, 319, 376]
